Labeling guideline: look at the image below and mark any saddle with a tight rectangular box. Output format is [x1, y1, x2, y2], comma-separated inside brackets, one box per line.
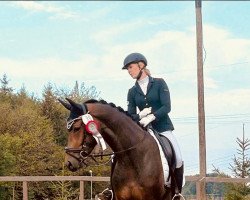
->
[151, 129, 183, 197]
[152, 129, 176, 174]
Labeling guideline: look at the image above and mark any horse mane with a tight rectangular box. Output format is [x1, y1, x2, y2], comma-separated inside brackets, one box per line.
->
[84, 99, 145, 130]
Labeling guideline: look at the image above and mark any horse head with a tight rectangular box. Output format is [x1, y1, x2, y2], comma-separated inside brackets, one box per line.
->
[59, 98, 101, 171]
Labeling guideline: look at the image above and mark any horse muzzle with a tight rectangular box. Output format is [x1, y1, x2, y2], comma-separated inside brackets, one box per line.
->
[64, 147, 91, 171]
[66, 161, 78, 172]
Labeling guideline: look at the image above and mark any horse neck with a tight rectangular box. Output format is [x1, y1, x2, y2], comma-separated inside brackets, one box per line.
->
[87, 103, 144, 152]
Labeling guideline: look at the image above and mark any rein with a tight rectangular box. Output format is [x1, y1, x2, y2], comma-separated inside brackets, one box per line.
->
[91, 129, 146, 157]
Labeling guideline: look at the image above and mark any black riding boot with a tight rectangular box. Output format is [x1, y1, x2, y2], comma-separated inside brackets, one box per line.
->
[174, 163, 184, 194]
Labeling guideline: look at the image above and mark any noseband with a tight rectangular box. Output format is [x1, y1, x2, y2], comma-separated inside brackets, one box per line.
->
[65, 146, 90, 166]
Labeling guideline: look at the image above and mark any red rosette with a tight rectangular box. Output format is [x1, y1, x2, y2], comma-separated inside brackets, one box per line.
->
[85, 120, 99, 135]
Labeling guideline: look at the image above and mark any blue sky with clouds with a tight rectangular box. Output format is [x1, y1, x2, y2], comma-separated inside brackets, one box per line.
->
[1, 1, 250, 176]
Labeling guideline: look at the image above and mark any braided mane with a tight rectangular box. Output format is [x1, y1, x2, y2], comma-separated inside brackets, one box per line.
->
[84, 99, 145, 129]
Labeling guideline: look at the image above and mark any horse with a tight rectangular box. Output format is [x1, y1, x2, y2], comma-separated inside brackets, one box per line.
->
[59, 98, 174, 200]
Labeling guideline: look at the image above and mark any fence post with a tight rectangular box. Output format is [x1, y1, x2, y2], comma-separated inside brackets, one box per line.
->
[79, 181, 84, 200]
[23, 181, 28, 200]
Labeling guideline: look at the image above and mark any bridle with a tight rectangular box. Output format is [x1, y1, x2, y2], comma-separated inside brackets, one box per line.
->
[65, 114, 147, 167]
[65, 114, 106, 167]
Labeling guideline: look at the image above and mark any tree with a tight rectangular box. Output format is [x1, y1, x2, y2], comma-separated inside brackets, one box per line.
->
[0, 92, 64, 199]
[54, 81, 100, 103]
[41, 83, 68, 146]
[229, 124, 250, 178]
[17, 84, 29, 99]
[225, 124, 250, 200]
[0, 74, 13, 94]
[0, 79, 106, 198]
[0, 74, 14, 105]
[41, 81, 101, 146]
[182, 173, 227, 198]
[49, 163, 79, 200]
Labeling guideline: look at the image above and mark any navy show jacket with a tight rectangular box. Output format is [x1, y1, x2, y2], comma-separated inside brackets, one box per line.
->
[127, 76, 174, 132]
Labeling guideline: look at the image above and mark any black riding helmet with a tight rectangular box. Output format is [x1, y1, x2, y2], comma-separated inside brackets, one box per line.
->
[122, 53, 147, 70]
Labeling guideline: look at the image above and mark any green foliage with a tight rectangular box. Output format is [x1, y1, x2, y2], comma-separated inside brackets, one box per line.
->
[0, 133, 21, 176]
[0, 82, 64, 198]
[212, 126, 250, 200]
[0, 74, 13, 94]
[229, 128, 250, 178]
[184, 128, 250, 199]
[54, 81, 100, 102]
[225, 183, 250, 200]
[182, 173, 226, 198]
[0, 74, 106, 199]
[40, 81, 101, 146]
[224, 128, 250, 200]
[41, 83, 69, 146]
[206, 173, 226, 197]
[182, 180, 196, 196]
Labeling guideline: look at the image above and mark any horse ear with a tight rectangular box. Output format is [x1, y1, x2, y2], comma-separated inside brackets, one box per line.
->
[66, 98, 80, 108]
[58, 98, 71, 110]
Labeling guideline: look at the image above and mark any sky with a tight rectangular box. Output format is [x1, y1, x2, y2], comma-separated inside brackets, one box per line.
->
[0, 1, 250, 176]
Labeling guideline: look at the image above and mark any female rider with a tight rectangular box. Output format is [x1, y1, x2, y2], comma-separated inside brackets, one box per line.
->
[123, 52, 184, 195]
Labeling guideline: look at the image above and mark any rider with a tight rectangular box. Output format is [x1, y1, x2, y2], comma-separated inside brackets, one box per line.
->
[123, 52, 184, 195]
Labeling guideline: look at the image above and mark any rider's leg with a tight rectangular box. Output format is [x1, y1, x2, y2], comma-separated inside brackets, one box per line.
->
[174, 163, 184, 193]
[159, 131, 184, 193]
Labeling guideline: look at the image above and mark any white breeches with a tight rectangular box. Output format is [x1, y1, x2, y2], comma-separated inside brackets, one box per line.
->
[159, 130, 183, 168]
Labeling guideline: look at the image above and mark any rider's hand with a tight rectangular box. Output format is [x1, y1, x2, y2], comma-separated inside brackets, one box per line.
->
[138, 107, 152, 119]
[139, 114, 156, 127]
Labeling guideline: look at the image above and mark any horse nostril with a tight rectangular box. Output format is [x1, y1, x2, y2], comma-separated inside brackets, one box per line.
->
[66, 161, 72, 168]
[66, 161, 77, 172]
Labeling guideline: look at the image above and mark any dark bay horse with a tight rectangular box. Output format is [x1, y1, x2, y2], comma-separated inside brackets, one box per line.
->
[59, 98, 173, 200]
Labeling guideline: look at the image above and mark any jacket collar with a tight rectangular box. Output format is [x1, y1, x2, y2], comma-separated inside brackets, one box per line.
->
[135, 76, 154, 95]
[147, 76, 154, 92]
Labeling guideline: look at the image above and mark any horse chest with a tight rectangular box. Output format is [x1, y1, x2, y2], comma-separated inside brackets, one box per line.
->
[115, 183, 145, 200]
[113, 178, 164, 200]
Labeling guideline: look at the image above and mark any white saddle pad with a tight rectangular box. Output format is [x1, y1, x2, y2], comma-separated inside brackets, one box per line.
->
[148, 129, 171, 186]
